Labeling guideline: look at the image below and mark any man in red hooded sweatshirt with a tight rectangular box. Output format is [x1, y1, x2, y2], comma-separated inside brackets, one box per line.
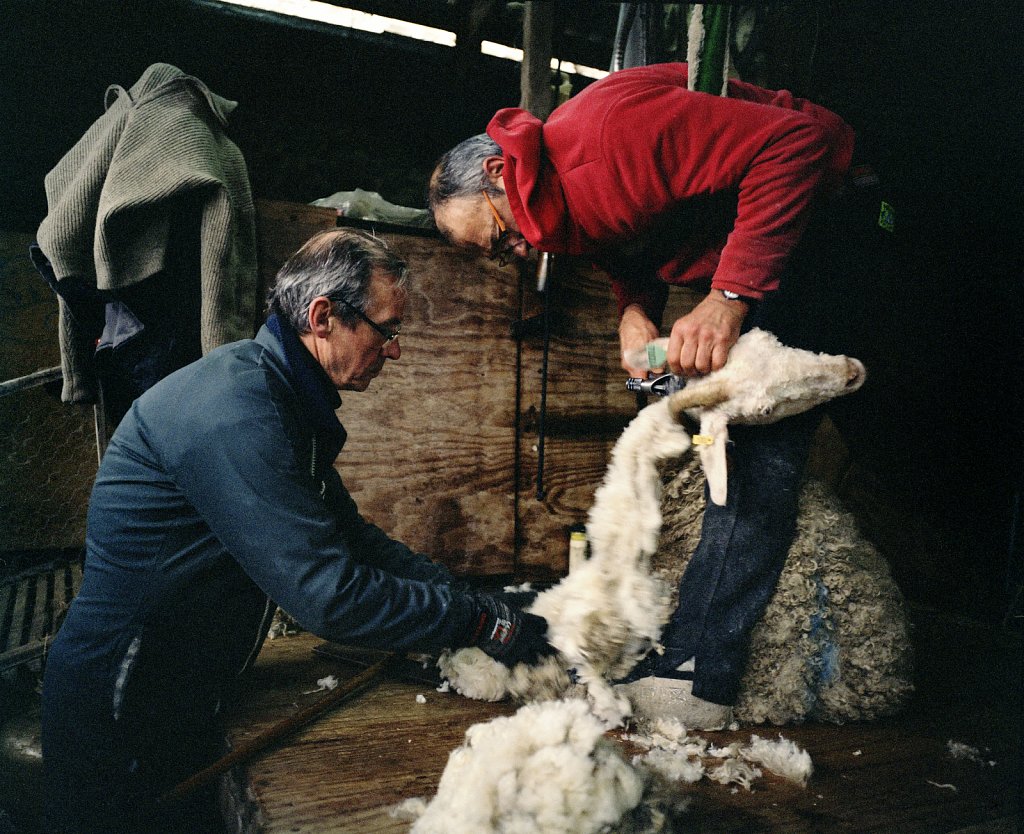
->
[429, 63, 857, 729]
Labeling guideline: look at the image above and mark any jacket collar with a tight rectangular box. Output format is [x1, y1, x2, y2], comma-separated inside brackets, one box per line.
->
[260, 315, 347, 458]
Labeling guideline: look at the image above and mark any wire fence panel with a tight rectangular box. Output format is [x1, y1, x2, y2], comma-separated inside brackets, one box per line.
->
[0, 381, 97, 557]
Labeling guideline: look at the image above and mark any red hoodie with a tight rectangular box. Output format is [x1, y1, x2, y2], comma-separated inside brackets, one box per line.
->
[487, 63, 854, 323]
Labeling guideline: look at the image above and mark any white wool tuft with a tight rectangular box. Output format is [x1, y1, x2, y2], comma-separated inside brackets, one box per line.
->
[390, 797, 428, 821]
[438, 649, 570, 703]
[633, 748, 706, 784]
[708, 758, 762, 790]
[946, 739, 996, 767]
[406, 700, 646, 834]
[741, 734, 814, 786]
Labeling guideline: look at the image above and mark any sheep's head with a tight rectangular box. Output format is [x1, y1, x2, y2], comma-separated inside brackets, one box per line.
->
[664, 329, 866, 505]
[666, 329, 865, 424]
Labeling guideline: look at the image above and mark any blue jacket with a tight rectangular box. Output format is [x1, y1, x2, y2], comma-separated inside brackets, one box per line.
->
[42, 318, 472, 823]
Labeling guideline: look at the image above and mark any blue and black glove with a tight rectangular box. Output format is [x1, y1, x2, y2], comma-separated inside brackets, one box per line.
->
[489, 588, 540, 610]
[464, 591, 555, 667]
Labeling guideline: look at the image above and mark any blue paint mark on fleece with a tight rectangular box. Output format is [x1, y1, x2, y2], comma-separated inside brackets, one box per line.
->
[807, 577, 839, 708]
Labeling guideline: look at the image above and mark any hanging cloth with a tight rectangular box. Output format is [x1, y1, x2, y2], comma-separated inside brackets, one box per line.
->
[687, 4, 733, 96]
[35, 62, 258, 405]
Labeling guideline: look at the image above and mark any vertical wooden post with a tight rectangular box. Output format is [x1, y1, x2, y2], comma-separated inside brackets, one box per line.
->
[519, 1, 555, 120]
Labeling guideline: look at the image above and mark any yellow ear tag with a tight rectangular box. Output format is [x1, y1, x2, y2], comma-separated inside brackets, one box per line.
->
[692, 434, 715, 446]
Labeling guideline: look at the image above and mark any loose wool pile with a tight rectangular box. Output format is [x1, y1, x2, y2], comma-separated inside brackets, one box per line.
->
[394, 702, 816, 834]
[654, 456, 914, 725]
[395, 699, 657, 834]
[627, 717, 814, 789]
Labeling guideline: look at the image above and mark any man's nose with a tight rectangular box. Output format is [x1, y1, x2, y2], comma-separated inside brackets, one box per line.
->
[384, 337, 401, 360]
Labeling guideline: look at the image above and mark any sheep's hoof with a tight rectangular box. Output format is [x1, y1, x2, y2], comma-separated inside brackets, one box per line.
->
[614, 677, 733, 731]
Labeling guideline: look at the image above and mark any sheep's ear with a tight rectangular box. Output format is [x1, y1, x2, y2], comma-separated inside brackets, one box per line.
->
[698, 413, 730, 506]
[668, 380, 730, 421]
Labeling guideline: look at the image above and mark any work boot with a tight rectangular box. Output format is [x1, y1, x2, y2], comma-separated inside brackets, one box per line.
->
[614, 659, 733, 730]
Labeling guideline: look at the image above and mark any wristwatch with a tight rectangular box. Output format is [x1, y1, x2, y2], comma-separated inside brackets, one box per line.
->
[720, 289, 756, 305]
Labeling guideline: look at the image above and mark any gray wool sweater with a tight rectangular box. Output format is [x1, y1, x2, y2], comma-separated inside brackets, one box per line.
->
[36, 62, 257, 403]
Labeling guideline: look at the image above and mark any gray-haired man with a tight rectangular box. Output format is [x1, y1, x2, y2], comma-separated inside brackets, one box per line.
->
[41, 229, 551, 833]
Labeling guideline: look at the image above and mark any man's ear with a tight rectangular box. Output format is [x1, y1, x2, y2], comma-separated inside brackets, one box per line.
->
[308, 296, 333, 338]
[483, 155, 505, 185]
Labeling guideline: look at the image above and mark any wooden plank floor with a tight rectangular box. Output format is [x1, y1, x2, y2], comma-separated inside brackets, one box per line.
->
[221, 607, 1022, 833]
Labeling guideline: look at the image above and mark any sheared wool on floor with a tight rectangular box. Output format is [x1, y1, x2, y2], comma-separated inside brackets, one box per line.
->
[946, 739, 997, 767]
[395, 699, 648, 834]
[742, 734, 814, 786]
[392, 707, 816, 833]
[627, 719, 812, 790]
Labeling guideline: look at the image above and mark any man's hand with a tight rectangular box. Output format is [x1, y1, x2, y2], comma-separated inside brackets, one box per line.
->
[666, 291, 747, 376]
[467, 592, 555, 667]
[619, 304, 661, 376]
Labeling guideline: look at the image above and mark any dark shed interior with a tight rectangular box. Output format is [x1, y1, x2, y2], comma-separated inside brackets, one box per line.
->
[1, 2, 1021, 832]
[3, 0, 1020, 620]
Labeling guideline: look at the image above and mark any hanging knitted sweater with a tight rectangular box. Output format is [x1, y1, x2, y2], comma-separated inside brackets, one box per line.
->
[36, 62, 257, 403]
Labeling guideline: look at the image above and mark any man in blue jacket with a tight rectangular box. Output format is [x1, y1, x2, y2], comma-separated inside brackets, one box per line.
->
[41, 229, 551, 833]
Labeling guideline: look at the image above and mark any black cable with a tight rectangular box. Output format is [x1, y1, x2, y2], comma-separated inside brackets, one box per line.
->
[535, 263, 552, 500]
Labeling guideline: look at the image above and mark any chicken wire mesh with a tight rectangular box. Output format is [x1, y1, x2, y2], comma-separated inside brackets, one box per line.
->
[0, 379, 97, 561]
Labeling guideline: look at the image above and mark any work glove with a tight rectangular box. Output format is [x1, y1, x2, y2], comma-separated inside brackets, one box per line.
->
[465, 591, 555, 668]
[489, 588, 540, 610]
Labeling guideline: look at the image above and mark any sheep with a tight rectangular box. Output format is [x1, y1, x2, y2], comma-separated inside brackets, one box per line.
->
[654, 455, 914, 725]
[440, 329, 873, 726]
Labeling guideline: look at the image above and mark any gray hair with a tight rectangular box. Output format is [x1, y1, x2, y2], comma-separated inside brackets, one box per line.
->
[428, 133, 503, 216]
[267, 228, 409, 333]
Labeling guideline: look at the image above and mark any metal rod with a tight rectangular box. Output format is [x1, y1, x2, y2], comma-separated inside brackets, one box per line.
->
[535, 256, 553, 500]
[161, 653, 396, 804]
[0, 366, 62, 398]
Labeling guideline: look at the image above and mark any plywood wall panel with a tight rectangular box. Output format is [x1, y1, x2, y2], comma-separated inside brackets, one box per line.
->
[333, 235, 521, 576]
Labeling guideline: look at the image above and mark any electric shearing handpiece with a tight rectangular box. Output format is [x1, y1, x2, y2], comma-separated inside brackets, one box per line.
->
[625, 373, 687, 397]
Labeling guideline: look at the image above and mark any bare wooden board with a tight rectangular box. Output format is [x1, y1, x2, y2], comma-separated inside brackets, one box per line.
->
[332, 234, 522, 575]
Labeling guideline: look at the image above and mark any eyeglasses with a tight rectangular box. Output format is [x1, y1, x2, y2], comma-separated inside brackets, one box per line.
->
[331, 296, 401, 345]
[481, 190, 515, 266]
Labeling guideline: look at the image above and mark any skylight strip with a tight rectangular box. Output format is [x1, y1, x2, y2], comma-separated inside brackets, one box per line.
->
[213, 1, 609, 79]
[480, 40, 608, 79]
[215, 0, 457, 47]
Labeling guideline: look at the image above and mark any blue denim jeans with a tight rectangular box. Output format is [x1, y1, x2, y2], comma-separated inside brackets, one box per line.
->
[653, 408, 820, 705]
